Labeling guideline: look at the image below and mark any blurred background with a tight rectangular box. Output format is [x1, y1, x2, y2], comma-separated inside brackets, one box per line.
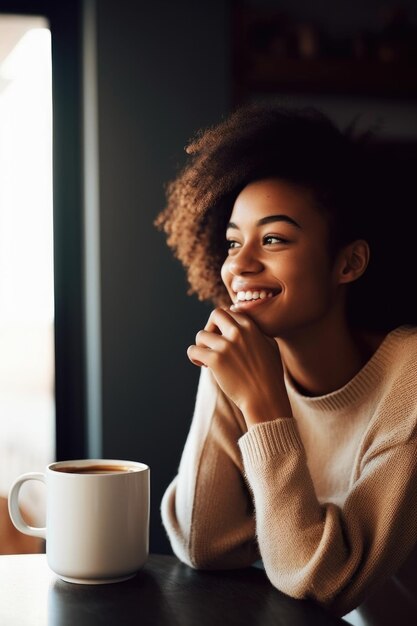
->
[0, 0, 416, 555]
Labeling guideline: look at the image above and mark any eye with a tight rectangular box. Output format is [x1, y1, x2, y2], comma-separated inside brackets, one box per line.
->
[263, 235, 288, 245]
[226, 239, 241, 249]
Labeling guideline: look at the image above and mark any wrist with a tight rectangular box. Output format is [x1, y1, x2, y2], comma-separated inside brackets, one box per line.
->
[241, 398, 293, 429]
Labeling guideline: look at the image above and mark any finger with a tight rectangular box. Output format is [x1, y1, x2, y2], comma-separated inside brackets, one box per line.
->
[216, 307, 254, 334]
[187, 344, 210, 367]
[223, 308, 253, 328]
[189, 358, 205, 367]
[204, 308, 226, 333]
[204, 308, 241, 336]
[195, 329, 227, 351]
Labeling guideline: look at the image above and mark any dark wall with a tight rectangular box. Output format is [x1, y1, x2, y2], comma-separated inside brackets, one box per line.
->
[94, 0, 230, 553]
[246, 0, 417, 32]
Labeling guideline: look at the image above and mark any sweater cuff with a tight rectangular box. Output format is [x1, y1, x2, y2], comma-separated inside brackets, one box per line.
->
[238, 418, 303, 466]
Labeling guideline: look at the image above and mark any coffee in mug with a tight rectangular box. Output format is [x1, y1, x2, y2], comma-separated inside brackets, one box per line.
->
[53, 464, 137, 474]
[8, 459, 150, 584]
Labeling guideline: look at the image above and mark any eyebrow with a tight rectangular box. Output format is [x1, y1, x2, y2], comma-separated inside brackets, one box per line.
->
[226, 214, 302, 230]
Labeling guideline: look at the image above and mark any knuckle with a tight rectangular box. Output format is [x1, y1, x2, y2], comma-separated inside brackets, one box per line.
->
[239, 316, 252, 330]
[217, 340, 228, 354]
[213, 344, 224, 358]
[228, 325, 240, 341]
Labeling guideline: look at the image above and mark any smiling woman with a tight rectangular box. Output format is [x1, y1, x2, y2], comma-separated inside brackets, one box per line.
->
[221, 179, 369, 339]
[156, 104, 417, 625]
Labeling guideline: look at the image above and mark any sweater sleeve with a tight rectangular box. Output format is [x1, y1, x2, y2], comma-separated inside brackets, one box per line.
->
[161, 367, 259, 568]
[238, 418, 417, 616]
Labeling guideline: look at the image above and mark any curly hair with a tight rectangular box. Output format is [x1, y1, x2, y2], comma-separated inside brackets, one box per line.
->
[155, 103, 372, 307]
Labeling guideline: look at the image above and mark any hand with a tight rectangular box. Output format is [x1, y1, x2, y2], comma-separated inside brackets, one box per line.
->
[187, 308, 292, 427]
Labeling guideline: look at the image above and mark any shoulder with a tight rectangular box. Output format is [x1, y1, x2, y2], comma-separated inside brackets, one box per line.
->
[366, 325, 417, 380]
[387, 324, 417, 348]
[382, 325, 417, 381]
[356, 325, 417, 406]
[379, 326, 417, 403]
[359, 326, 417, 458]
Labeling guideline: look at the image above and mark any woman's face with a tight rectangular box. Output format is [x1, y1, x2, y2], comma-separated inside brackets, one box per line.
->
[220, 178, 344, 338]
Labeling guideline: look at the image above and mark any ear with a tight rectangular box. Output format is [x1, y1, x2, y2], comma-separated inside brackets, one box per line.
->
[335, 239, 370, 285]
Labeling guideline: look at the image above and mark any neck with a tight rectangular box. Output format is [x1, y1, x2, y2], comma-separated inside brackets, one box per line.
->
[277, 317, 384, 397]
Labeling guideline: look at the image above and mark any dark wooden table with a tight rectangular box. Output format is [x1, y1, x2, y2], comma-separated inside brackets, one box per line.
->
[0, 553, 348, 625]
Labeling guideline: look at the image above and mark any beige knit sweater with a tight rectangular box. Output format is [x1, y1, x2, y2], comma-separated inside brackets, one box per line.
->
[161, 326, 417, 621]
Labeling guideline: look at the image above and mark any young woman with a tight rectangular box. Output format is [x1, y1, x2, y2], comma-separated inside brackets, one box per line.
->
[155, 104, 417, 624]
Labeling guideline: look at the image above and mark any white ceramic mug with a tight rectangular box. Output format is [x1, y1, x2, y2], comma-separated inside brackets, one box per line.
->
[8, 459, 150, 584]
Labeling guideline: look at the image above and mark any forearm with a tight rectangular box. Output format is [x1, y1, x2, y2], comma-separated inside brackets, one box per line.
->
[239, 419, 417, 616]
[161, 368, 259, 568]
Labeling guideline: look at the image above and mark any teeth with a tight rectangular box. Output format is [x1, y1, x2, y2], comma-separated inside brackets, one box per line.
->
[236, 289, 275, 302]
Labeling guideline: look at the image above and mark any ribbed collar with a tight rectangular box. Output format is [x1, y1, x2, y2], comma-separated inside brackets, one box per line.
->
[284, 326, 414, 412]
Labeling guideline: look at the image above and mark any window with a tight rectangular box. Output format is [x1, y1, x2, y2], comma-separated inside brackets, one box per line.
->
[0, 14, 54, 550]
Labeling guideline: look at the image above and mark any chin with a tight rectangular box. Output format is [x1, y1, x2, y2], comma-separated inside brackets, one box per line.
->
[244, 312, 282, 338]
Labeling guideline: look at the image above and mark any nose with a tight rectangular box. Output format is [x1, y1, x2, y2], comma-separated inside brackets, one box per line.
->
[227, 246, 264, 276]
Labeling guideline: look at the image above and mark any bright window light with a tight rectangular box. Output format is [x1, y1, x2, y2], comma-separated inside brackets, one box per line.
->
[0, 16, 54, 542]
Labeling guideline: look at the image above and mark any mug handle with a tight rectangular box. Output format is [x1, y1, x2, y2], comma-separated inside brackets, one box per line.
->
[8, 473, 46, 539]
